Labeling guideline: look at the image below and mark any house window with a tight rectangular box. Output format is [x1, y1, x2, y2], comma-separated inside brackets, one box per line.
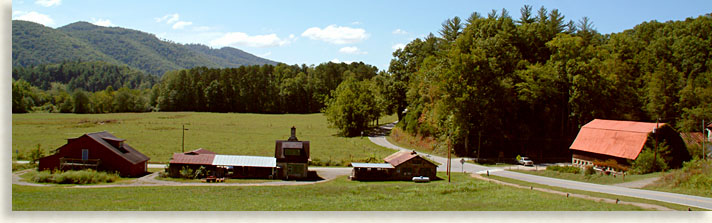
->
[82, 149, 88, 160]
[284, 148, 300, 156]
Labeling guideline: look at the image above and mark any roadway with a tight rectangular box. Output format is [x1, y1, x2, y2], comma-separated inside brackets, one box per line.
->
[368, 122, 712, 210]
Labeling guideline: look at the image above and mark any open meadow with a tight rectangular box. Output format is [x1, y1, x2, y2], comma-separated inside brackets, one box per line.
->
[11, 112, 397, 165]
[11, 172, 646, 211]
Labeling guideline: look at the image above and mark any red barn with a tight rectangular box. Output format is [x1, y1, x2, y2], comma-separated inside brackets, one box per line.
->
[38, 131, 150, 177]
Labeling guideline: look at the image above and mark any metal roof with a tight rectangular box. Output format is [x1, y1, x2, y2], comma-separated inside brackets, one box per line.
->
[85, 131, 150, 164]
[570, 119, 663, 160]
[169, 153, 215, 165]
[212, 155, 276, 168]
[350, 163, 394, 169]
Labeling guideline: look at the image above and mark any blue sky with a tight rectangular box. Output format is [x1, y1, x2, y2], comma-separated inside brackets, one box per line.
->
[10, 0, 712, 71]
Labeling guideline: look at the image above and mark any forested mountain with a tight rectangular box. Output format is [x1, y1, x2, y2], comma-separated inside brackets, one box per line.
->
[12, 61, 158, 91]
[12, 20, 277, 76]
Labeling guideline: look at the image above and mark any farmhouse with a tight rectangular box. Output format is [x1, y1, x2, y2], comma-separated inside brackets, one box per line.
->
[274, 126, 310, 179]
[569, 119, 690, 172]
[168, 148, 277, 179]
[38, 131, 150, 177]
[350, 150, 438, 181]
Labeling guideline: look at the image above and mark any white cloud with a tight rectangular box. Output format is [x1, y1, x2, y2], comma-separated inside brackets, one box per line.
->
[392, 43, 406, 50]
[392, 29, 408, 35]
[301, 25, 369, 44]
[172, 21, 192, 29]
[12, 11, 55, 26]
[210, 32, 294, 48]
[91, 18, 114, 27]
[339, 46, 367, 55]
[35, 0, 61, 7]
[155, 13, 192, 30]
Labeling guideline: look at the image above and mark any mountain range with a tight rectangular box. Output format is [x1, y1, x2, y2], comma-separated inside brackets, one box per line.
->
[12, 20, 278, 76]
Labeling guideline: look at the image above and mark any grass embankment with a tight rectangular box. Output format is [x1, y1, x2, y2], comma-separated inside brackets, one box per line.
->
[387, 126, 446, 156]
[12, 172, 645, 211]
[485, 175, 698, 211]
[12, 112, 397, 165]
[509, 169, 663, 185]
[644, 159, 712, 198]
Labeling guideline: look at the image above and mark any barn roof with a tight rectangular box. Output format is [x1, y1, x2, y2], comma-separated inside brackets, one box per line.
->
[350, 163, 395, 169]
[85, 131, 149, 164]
[570, 119, 663, 160]
[212, 155, 276, 168]
[187, 148, 215, 155]
[169, 153, 216, 165]
[680, 132, 707, 147]
[384, 150, 438, 167]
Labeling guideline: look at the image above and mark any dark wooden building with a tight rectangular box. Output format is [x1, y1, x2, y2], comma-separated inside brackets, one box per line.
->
[38, 131, 150, 177]
[274, 127, 310, 179]
[350, 150, 438, 181]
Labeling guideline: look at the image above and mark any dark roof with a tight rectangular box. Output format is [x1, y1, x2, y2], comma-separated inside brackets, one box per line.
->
[680, 132, 708, 146]
[384, 150, 438, 167]
[84, 131, 150, 164]
[570, 119, 661, 160]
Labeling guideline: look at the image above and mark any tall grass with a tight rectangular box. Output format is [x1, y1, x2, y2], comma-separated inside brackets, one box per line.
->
[12, 112, 397, 165]
[31, 170, 119, 184]
[644, 159, 712, 197]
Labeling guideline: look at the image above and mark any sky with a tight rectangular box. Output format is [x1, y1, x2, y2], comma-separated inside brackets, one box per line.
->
[9, 0, 712, 71]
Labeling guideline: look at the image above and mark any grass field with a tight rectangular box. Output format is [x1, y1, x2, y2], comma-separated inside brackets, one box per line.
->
[12, 112, 397, 165]
[509, 169, 663, 185]
[11, 172, 646, 211]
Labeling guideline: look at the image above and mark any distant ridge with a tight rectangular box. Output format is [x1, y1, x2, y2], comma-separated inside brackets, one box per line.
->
[12, 20, 278, 76]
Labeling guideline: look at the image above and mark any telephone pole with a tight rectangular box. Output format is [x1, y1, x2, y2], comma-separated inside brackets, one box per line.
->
[182, 125, 189, 153]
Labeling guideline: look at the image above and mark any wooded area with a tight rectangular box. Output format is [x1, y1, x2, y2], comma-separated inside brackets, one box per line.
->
[383, 6, 712, 161]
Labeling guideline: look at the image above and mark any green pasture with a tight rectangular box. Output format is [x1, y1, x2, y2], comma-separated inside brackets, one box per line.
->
[11, 112, 397, 165]
[11, 172, 645, 211]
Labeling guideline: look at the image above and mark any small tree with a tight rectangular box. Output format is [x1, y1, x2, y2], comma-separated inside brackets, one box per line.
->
[631, 144, 670, 174]
[29, 144, 44, 164]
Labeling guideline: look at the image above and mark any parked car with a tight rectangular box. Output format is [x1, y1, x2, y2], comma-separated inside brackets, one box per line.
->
[412, 176, 430, 183]
[518, 157, 533, 166]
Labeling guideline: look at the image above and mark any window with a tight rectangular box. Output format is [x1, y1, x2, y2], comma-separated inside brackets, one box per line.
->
[284, 148, 300, 156]
[82, 149, 88, 160]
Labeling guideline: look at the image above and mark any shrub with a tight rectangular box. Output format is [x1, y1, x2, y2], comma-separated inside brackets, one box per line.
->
[546, 165, 581, 174]
[180, 166, 195, 179]
[584, 166, 596, 175]
[12, 162, 36, 171]
[593, 159, 629, 172]
[28, 145, 45, 164]
[31, 169, 118, 184]
[631, 147, 668, 174]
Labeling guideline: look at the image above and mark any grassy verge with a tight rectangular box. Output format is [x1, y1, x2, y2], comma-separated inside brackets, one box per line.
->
[509, 169, 663, 185]
[155, 176, 278, 184]
[643, 159, 712, 198]
[12, 112, 396, 165]
[12, 172, 645, 211]
[485, 175, 699, 211]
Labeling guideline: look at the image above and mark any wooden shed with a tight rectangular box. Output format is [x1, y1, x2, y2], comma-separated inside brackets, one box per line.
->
[350, 150, 438, 181]
[38, 131, 150, 177]
[168, 148, 277, 179]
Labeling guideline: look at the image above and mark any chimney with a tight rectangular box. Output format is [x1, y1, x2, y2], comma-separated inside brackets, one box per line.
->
[288, 126, 298, 141]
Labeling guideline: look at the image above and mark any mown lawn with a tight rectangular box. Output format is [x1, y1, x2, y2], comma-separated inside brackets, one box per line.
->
[11, 172, 646, 211]
[12, 112, 397, 165]
[509, 169, 663, 185]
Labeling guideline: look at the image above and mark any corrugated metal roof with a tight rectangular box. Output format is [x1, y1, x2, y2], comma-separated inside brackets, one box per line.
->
[384, 150, 418, 166]
[85, 131, 150, 164]
[212, 155, 276, 168]
[570, 119, 663, 160]
[169, 153, 215, 165]
[187, 148, 215, 154]
[350, 163, 394, 169]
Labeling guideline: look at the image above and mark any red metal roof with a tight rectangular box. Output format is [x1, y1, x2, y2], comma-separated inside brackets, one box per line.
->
[384, 151, 417, 166]
[570, 119, 664, 160]
[169, 153, 215, 165]
[187, 148, 215, 154]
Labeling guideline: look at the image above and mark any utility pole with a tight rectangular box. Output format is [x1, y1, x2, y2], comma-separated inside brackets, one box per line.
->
[704, 119, 706, 160]
[654, 118, 659, 171]
[447, 138, 451, 183]
[182, 124, 189, 153]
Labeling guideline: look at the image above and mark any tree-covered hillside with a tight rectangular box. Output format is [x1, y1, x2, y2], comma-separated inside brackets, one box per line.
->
[12, 20, 278, 76]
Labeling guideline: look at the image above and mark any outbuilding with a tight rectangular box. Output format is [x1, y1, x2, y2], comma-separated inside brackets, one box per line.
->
[350, 150, 438, 181]
[569, 119, 690, 172]
[168, 148, 277, 179]
[274, 126, 310, 179]
[38, 131, 150, 177]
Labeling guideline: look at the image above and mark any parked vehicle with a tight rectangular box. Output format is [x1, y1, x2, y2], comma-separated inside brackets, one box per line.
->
[518, 157, 533, 166]
[412, 176, 430, 183]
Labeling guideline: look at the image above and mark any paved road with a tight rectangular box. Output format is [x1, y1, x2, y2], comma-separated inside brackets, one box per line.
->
[368, 122, 712, 210]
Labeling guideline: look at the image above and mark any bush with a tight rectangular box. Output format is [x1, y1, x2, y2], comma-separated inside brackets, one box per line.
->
[180, 166, 195, 179]
[546, 165, 581, 174]
[631, 148, 669, 174]
[12, 162, 36, 171]
[31, 169, 119, 184]
[28, 145, 45, 164]
[584, 166, 596, 175]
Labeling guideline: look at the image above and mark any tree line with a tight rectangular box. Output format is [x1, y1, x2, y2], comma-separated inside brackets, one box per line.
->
[379, 6, 712, 161]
